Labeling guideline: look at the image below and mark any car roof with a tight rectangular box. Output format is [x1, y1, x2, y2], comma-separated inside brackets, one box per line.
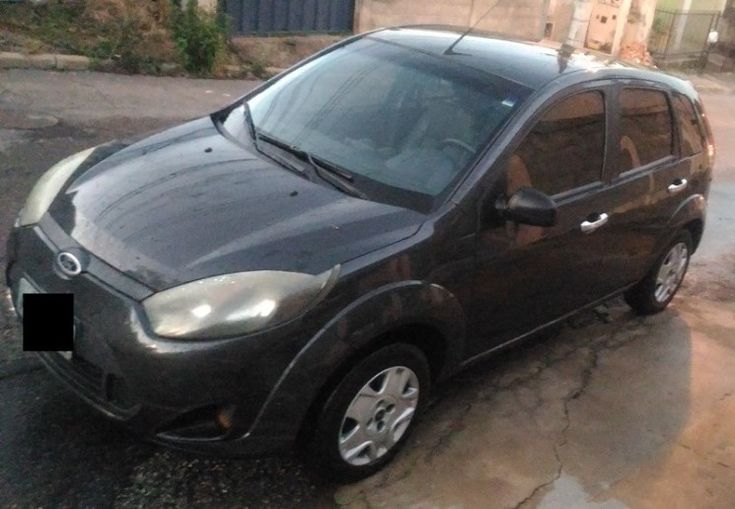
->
[367, 26, 696, 96]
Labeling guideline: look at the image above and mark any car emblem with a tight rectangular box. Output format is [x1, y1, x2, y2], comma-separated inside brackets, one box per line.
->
[56, 251, 83, 276]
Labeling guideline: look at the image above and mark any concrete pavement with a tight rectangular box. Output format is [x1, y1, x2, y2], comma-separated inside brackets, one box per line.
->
[334, 90, 735, 509]
[672, 72, 735, 95]
[1, 69, 734, 508]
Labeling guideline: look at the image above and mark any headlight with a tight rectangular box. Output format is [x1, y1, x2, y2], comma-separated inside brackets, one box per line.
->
[18, 147, 96, 227]
[143, 267, 340, 339]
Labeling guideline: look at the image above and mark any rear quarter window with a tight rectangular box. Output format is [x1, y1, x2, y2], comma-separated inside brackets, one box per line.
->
[673, 93, 706, 156]
[619, 89, 673, 171]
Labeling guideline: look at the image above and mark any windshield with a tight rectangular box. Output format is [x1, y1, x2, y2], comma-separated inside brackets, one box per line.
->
[232, 37, 532, 211]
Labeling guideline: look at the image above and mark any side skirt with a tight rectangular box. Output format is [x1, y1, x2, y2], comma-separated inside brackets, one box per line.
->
[457, 283, 638, 370]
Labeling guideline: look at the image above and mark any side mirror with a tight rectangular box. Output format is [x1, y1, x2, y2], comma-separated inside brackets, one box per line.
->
[497, 187, 557, 227]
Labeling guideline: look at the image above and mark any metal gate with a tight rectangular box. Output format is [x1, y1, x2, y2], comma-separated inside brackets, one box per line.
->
[223, 0, 355, 35]
[648, 9, 721, 70]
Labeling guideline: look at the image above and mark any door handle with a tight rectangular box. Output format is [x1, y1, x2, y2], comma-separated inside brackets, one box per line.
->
[667, 178, 688, 194]
[581, 213, 609, 234]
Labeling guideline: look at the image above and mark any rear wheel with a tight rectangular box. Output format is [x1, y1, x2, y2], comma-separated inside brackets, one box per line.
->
[625, 231, 692, 315]
[308, 343, 430, 482]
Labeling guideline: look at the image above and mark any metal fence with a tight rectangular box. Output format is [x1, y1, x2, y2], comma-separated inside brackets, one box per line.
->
[648, 9, 721, 70]
[223, 0, 355, 35]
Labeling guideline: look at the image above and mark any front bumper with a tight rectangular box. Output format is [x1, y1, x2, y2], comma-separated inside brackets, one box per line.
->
[5, 218, 318, 456]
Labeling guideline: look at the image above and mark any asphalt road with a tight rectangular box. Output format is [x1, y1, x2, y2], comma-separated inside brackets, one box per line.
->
[1, 69, 734, 509]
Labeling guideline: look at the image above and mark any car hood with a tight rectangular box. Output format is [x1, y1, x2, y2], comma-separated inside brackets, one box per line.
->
[48, 116, 425, 291]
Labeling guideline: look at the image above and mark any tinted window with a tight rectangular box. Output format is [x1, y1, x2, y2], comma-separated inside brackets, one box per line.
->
[509, 91, 605, 196]
[673, 94, 705, 156]
[241, 38, 531, 212]
[619, 89, 673, 171]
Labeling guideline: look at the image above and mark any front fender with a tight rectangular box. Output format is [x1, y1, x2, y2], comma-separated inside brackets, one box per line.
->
[245, 280, 466, 442]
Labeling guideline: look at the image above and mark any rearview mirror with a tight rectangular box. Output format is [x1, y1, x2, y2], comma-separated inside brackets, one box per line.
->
[497, 187, 557, 227]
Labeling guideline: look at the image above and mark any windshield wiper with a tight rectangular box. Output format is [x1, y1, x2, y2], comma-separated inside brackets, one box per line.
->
[254, 130, 366, 199]
[307, 153, 354, 182]
[257, 131, 307, 160]
[245, 122, 307, 177]
[243, 102, 257, 143]
[305, 153, 367, 199]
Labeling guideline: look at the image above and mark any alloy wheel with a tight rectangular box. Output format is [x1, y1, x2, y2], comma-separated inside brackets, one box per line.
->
[654, 242, 689, 303]
[338, 366, 419, 466]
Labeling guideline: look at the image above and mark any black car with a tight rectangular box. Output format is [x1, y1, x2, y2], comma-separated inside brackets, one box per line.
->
[5, 27, 714, 481]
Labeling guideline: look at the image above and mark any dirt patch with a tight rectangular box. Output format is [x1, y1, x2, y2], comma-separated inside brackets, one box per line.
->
[0, 110, 58, 130]
[231, 34, 345, 70]
[0, 2, 334, 77]
[684, 253, 735, 302]
[0, 0, 245, 76]
[0, 1, 176, 68]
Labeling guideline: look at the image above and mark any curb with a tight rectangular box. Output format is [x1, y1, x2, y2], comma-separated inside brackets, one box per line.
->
[0, 51, 90, 71]
[0, 51, 265, 79]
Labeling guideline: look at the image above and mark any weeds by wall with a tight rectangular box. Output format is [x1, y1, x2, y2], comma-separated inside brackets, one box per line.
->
[171, 0, 225, 75]
[0, 0, 228, 75]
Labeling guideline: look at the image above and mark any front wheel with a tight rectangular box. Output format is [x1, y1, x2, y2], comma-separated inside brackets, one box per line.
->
[625, 231, 692, 315]
[308, 343, 430, 482]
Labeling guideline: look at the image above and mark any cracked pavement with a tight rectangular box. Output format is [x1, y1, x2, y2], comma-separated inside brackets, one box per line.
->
[1, 70, 735, 508]
[332, 96, 735, 509]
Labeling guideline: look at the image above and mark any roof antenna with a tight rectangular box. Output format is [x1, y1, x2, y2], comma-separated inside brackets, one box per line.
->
[444, 0, 504, 56]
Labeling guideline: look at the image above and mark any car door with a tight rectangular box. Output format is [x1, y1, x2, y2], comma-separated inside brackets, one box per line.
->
[467, 85, 621, 358]
[601, 86, 698, 289]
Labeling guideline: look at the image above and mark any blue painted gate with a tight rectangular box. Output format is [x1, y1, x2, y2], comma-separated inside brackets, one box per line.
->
[224, 0, 356, 35]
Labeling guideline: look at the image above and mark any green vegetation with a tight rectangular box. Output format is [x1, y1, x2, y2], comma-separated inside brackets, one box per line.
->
[171, 0, 226, 75]
[0, 0, 232, 76]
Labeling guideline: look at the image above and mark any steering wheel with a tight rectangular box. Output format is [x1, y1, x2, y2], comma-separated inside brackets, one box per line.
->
[440, 138, 475, 155]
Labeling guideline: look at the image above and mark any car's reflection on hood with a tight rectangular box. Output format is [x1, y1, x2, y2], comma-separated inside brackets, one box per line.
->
[48, 117, 425, 291]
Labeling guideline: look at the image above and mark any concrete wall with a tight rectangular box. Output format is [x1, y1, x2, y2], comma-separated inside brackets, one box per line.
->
[547, 0, 658, 55]
[198, 0, 217, 11]
[621, 0, 658, 47]
[658, 0, 728, 11]
[547, 0, 575, 42]
[355, 0, 549, 41]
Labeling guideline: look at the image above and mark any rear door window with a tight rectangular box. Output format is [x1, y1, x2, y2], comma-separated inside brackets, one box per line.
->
[619, 89, 674, 171]
[509, 91, 606, 196]
[673, 93, 706, 156]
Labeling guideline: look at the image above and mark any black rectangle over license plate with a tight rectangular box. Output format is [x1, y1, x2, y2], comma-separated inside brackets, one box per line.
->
[23, 293, 74, 352]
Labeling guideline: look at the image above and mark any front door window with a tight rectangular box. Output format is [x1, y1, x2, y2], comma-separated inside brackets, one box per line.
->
[509, 91, 606, 197]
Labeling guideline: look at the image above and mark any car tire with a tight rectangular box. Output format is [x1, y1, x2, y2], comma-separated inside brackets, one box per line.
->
[308, 343, 431, 482]
[624, 230, 693, 315]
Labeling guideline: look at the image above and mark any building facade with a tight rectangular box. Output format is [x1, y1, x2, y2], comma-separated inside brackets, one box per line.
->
[212, 0, 731, 68]
[547, 0, 660, 57]
[217, 0, 548, 40]
[354, 0, 548, 41]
